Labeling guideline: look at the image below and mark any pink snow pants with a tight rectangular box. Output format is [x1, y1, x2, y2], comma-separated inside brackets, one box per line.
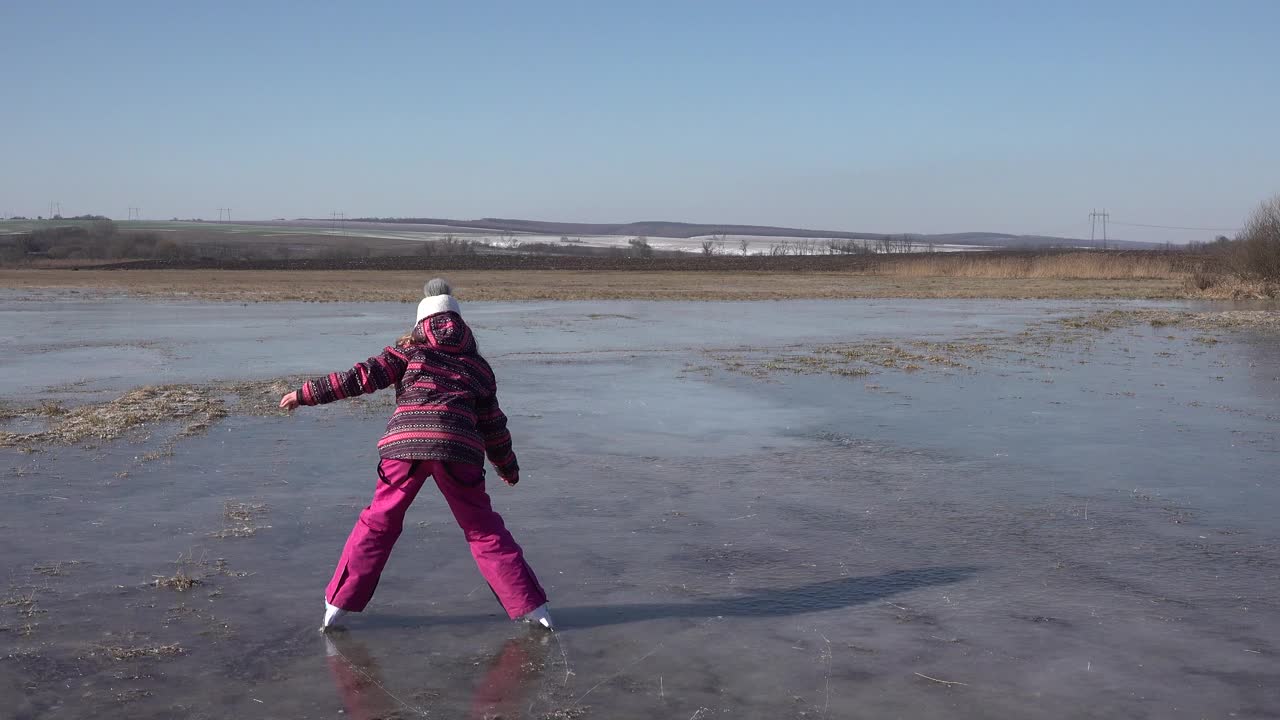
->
[326, 458, 547, 619]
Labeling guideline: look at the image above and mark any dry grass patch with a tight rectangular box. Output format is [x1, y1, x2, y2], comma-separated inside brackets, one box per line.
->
[1182, 274, 1278, 299]
[151, 551, 248, 591]
[33, 561, 79, 577]
[114, 689, 155, 703]
[821, 341, 986, 369]
[1059, 309, 1280, 333]
[2, 589, 42, 618]
[710, 306, 1279, 382]
[96, 643, 184, 661]
[0, 377, 306, 450]
[214, 500, 270, 539]
[716, 339, 997, 380]
[152, 571, 201, 592]
[878, 252, 1188, 280]
[223, 500, 267, 524]
[151, 550, 208, 591]
[0, 386, 225, 448]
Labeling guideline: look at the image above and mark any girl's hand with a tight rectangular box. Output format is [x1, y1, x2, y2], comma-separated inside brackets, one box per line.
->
[279, 392, 300, 411]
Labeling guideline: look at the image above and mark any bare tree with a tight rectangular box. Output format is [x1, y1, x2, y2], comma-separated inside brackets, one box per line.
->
[739, 237, 751, 255]
[497, 230, 521, 249]
[1230, 195, 1280, 280]
[629, 236, 654, 258]
[701, 239, 717, 256]
[439, 234, 475, 255]
[825, 238, 867, 255]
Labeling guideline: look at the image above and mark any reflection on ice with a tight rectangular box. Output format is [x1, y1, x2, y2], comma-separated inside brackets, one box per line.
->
[325, 630, 553, 720]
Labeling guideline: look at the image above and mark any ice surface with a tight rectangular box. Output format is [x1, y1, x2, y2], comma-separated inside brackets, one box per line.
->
[1, 295, 1277, 718]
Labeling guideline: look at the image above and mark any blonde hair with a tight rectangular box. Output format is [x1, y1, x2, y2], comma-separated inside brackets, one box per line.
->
[395, 326, 416, 348]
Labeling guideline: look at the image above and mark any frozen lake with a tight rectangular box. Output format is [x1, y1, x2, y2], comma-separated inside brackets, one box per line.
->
[1, 294, 1277, 718]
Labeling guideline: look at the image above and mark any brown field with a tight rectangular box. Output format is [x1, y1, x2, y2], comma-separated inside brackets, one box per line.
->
[0, 266, 1192, 302]
[5, 247, 1275, 301]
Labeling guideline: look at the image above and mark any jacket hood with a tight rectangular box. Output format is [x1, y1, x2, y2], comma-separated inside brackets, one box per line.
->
[411, 311, 475, 352]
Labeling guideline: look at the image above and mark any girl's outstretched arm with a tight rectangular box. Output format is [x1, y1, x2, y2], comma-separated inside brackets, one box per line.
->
[282, 346, 410, 409]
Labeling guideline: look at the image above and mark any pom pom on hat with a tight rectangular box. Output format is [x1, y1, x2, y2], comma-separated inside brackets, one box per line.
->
[416, 277, 460, 322]
[424, 278, 452, 297]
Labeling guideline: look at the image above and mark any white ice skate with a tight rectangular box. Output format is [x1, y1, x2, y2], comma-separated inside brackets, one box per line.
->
[519, 603, 555, 631]
[321, 601, 348, 631]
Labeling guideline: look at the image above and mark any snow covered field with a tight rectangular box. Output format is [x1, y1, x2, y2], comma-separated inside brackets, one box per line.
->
[2, 219, 992, 255]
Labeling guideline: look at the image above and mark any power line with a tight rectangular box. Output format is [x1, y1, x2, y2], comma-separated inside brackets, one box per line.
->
[1108, 220, 1242, 232]
[1089, 209, 1109, 249]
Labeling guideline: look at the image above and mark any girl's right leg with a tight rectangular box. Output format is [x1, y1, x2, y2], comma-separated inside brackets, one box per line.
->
[326, 458, 429, 612]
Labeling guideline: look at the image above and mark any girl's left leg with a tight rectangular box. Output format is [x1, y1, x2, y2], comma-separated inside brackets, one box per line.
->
[326, 458, 430, 612]
[430, 461, 548, 619]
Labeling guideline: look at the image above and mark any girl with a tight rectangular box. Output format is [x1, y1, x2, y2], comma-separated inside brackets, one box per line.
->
[280, 278, 553, 631]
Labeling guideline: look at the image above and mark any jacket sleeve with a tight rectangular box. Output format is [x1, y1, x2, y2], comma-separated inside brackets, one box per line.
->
[295, 346, 409, 406]
[475, 393, 519, 479]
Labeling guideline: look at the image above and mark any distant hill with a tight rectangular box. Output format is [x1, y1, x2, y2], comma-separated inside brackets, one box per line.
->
[335, 216, 1157, 249]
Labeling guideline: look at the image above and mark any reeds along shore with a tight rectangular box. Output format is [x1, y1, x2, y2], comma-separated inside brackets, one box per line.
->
[873, 252, 1190, 280]
[871, 252, 1275, 297]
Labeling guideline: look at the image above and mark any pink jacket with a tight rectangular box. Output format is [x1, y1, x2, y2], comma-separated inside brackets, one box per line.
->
[295, 311, 519, 480]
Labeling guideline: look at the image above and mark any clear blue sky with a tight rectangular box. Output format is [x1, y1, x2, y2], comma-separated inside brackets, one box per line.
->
[2, 1, 1277, 243]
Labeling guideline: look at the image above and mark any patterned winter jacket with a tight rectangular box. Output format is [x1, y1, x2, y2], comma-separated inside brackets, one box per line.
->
[293, 310, 518, 479]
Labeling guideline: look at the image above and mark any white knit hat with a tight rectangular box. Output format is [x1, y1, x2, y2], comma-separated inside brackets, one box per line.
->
[416, 277, 460, 322]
